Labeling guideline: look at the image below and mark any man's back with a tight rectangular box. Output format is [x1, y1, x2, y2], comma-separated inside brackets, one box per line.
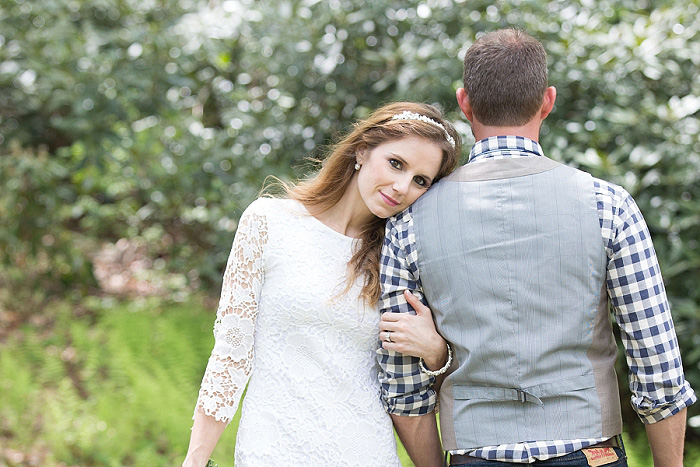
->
[411, 141, 622, 449]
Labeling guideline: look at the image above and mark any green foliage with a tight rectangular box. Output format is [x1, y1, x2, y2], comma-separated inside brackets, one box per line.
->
[0, 142, 98, 311]
[1, 0, 699, 451]
[0, 298, 238, 466]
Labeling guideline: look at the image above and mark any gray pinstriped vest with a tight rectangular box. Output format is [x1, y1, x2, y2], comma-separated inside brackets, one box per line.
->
[411, 156, 623, 450]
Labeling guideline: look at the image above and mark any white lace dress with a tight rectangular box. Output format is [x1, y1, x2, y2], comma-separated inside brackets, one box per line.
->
[195, 198, 401, 467]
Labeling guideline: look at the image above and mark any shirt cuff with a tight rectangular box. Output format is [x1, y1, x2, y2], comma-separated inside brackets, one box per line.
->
[378, 348, 438, 416]
[634, 381, 697, 424]
[382, 386, 438, 416]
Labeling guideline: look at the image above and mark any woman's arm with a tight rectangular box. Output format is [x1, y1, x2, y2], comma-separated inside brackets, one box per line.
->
[183, 202, 268, 465]
[182, 407, 228, 467]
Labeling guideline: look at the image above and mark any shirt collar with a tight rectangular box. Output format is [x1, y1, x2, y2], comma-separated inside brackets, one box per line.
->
[468, 136, 545, 163]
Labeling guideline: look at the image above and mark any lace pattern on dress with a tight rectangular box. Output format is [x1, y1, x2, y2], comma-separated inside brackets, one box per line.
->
[193, 199, 401, 466]
[195, 205, 268, 423]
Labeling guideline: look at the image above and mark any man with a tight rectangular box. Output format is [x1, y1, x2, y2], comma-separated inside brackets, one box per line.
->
[377, 28, 696, 467]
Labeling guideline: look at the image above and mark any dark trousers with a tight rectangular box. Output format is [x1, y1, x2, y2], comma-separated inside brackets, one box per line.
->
[448, 443, 627, 467]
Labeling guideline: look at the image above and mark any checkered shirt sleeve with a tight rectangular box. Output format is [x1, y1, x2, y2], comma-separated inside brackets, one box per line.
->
[596, 178, 697, 423]
[376, 207, 437, 416]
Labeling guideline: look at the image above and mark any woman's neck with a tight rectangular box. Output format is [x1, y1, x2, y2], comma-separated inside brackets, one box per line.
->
[310, 181, 375, 238]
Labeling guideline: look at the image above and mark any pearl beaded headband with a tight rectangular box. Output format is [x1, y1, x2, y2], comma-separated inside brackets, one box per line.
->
[390, 110, 456, 149]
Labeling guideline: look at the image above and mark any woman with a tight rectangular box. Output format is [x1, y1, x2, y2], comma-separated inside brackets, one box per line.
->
[182, 102, 461, 466]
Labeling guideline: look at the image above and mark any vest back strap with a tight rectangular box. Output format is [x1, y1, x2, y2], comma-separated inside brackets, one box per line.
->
[451, 374, 596, 407]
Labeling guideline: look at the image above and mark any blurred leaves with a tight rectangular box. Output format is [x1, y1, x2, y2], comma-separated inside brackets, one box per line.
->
[0, 299, 238, 466]
[1, 0, 699, 441]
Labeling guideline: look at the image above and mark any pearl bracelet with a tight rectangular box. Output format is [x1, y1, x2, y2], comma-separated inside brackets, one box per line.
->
[418, 343, 452, 376]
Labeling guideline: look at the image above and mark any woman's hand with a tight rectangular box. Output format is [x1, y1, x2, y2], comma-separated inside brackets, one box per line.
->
[380, 290, 448, 371]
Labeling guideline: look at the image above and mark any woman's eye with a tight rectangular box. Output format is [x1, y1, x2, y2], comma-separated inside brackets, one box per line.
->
[389, 159, 402, 169]
[414, 176, 427, 187]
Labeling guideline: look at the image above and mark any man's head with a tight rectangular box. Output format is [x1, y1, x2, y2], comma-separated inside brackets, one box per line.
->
[461, 29, 548, 127]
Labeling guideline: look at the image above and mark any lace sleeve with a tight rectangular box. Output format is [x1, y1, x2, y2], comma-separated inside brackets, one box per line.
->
[195, 202, 268, 423]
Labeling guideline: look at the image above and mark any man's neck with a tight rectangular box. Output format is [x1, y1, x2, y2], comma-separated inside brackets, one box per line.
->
[471, 120, 541, 142]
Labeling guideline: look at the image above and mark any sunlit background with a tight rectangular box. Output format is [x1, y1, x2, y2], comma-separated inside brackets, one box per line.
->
[1, 0, 699, 465]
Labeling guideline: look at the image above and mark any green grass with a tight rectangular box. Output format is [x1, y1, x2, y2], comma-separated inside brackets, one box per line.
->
[0, 297, 697, 466]
[0, 297, 236, 466]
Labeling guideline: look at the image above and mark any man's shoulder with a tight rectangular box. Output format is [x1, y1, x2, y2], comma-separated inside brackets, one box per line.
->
[387, 205, 415, 231]
[590, 176, 633, 207]
[410, 169, 461, 209]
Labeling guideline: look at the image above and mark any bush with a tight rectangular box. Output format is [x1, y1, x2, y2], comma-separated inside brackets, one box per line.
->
[0, 298, 239, 466]
[1, 0, 699, 439]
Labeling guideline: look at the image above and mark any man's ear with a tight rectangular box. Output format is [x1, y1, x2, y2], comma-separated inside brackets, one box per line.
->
[539, 86, 556, 120]
[456, 88, 473, 122]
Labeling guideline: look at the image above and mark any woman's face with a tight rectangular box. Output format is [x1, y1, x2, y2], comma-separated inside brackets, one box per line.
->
[355, 136, 443, 219]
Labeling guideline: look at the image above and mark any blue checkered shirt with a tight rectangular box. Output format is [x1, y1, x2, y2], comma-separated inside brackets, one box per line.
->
[377, 135, 697, 463]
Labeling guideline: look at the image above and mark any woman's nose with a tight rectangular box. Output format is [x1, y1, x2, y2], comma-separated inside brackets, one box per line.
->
[392, 176, 411, 194]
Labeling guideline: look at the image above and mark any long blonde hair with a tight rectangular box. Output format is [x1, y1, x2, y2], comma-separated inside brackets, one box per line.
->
[283, 102, 461, 304]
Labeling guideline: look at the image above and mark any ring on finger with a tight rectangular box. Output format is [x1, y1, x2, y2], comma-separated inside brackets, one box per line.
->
[384, 330, 393, 343]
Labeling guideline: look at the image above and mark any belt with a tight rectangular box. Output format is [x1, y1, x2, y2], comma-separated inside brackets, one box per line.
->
[448, 437, 622, 465]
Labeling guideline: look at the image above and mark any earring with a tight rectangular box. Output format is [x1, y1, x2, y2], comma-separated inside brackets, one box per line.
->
[354, 162, 361, 171]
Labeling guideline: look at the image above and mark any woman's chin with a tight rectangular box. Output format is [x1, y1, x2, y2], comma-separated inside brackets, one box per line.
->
[371, 206, 401, 219]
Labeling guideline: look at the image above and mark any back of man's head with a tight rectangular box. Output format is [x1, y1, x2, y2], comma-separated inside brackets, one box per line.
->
[463, 29, 548, 127]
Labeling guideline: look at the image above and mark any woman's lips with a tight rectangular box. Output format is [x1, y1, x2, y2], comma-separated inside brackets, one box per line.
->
[380, 192, 399, 207]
